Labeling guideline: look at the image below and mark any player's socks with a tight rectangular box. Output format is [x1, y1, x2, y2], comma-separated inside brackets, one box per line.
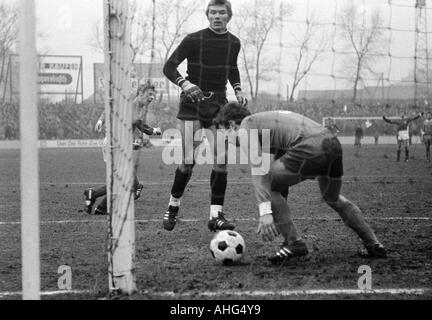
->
[405, 149, 409, 162]
[396, 150, 401, 161]
[83, 188, 96, 214]
[210, 170, 227, 208]
[171, 167, 193, 199]
[210, 205, 223, 219]
[169, 195, 181, 208]
[208, 170, 234, 231]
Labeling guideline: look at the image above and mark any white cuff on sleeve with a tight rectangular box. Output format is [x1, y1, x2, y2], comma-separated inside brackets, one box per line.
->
[259, 202, 272, 217]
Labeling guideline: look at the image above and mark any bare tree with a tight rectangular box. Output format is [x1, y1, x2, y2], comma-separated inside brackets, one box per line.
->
[288, 12, 330, 102]
[0, 3, 18, 97]
[89, 19, 104, 54]
[233, 0, 293, 102]
[154, 0, 200, 64]
[90, 0, 197, 64]
[339, 2, 385, 103]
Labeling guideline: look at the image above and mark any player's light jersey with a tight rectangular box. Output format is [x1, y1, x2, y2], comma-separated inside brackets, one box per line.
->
[424, 119, 432, 135]
[240, 111, 327, 152]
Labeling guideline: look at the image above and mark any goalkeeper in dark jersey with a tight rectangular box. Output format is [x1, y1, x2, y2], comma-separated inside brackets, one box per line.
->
[422, 111, 432, 162]
[383, 112, 423, 162]
[83, 83, 161, 215]
[214, 103, 387, 265]
[161, 0, 247, 232]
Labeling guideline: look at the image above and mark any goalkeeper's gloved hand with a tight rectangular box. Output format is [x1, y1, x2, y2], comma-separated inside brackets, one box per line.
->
[181, 81, 204, 103]
[95, 120, 103, 133]
[256, 213, 279, 242]
[153, 127, 162, 136]
[235, 90, 248, 107]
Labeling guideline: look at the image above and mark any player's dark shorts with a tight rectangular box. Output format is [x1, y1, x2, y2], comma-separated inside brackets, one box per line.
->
[273, 131, 343, 188]
[177, 91, 228, 128]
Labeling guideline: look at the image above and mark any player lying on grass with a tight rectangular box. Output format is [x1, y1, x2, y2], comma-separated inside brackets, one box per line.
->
[421, 112, 432, 162]
[383, 112, 423, 162]
[83, 83, 162, 215]
[214, 103, 387, 265]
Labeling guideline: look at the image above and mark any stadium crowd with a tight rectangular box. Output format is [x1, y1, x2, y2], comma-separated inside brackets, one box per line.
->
[0, 98, 427, 140]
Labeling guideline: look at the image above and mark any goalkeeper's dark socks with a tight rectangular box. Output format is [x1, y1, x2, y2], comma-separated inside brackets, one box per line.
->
[210, 170, 227, 207]
[397, 150, 401, 161]
[171, 166, 193, 199]
[405, 149, 409, 161]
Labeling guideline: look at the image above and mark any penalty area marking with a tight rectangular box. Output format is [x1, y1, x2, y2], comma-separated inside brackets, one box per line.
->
[0, 216, 431, 226]
[0, 288, 428, 299]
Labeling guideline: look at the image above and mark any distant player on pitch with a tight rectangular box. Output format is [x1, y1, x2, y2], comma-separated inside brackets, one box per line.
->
[161, 0, 247, 232]
[83, 83, 162, 215]
[354, 123, 364, 157]
[382, 112, 423, 162]
[214, 103, 387, 265]
[422, 111, 432, 162]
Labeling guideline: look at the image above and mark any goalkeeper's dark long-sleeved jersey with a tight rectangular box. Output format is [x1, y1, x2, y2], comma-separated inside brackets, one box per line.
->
[163, 28, 241, 93]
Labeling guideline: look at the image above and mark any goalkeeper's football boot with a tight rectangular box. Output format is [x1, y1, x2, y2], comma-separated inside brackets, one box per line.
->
[358, 243, 387, 259]
[268, 240, 309, 266]
[208, 212, 235, 232]
[134, 183, 144, 200]
[83, 188, 96, 214]
[163, 206, 179, 231]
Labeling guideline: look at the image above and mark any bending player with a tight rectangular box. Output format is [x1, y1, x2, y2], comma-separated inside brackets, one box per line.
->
[383, 112, 423, 162]
[161, 0, 247, 232]
[422, 111, 432, 162]
[214, 103, 387, 265]
[83, 83, 161, 215]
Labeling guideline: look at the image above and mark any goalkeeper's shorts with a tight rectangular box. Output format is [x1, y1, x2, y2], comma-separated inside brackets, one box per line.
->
[271, 131, 343, 192]
[177, 91, 227, 128]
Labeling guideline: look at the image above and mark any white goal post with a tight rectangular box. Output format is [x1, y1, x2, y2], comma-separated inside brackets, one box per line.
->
[104, 0, 137, 294]
[19, 0, 40, 300]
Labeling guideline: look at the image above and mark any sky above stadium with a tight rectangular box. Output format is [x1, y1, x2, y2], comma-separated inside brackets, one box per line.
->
[2, 0, 429, 99]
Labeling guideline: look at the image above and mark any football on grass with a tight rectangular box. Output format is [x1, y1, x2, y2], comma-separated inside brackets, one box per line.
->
[210, 230, 245, 265]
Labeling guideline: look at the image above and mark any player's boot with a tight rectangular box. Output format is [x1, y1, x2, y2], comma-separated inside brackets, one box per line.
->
[208, 212, 235, 232]
[358, 243, 387, 259]
[83, 188, 96, 214]
[268, 240, 309, 265]
[163, 206, 179, 231]
[134, 183, 144, 200]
